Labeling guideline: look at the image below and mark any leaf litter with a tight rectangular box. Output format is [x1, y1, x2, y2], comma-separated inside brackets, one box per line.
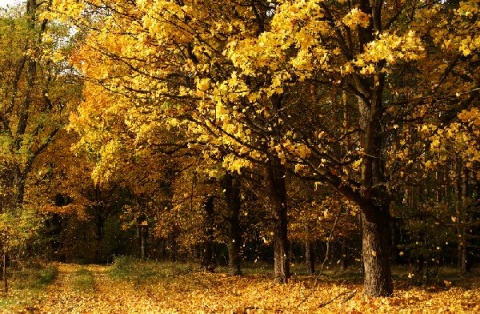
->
[2, 263, 480, 313]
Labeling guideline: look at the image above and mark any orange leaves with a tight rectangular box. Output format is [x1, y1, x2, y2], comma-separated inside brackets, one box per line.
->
[338, 287, 480, 314]
[197, 77, 211, 92]
[458, 107, 480, 128]
[5, 262, 480, 313]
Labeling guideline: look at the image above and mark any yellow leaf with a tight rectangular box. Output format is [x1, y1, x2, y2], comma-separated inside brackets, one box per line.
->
[197, 78, 211, 91]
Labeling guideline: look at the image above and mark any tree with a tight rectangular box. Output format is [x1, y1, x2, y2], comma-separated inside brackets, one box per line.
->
[221, 173, 243, 275]
[49, 0, 480, 296]
[0, 0, 81, 290]
[223, 0, 480, 296]
[0, 0, 80, 209]
[51, 0, 295, 282]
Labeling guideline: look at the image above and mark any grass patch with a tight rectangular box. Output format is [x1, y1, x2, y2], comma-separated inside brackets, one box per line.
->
[10, 264, 58, 290]
[73, 268, 95, 292]
[108, 256, 193, 285]
[0, 264, 58, 311]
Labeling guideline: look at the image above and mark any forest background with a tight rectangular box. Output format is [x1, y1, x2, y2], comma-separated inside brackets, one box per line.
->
[0, 0, 479, 309]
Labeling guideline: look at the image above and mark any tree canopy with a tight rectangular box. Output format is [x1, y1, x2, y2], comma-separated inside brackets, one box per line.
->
[0, 0, 478, 298]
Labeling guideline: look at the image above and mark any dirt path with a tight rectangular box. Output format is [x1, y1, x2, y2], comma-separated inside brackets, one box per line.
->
[32, 264, 165, 314]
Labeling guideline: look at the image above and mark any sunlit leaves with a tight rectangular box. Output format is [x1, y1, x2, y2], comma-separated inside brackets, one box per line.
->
[3, 262, 480, 313]
[354, 31, 425, 70]
[342, 8, 370, 29]
[45, 1, 480, 298]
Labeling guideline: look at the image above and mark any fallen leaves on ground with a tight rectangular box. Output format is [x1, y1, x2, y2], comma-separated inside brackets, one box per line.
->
[1, 263, 480, 313]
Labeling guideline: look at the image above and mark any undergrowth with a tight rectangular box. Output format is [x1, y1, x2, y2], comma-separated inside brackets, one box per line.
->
[73, 268, 95, 292]
[0, 264, 58, 310]
[108, 255, 193, 286]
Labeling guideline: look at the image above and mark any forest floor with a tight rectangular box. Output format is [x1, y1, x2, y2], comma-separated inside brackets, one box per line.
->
[1, 259, 480, 313]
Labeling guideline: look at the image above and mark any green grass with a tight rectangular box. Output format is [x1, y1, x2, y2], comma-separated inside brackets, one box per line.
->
[108, 256, 478, 289]
[108, 256, 193, 285]
[10, 264, 58, 290]
[0, 264, 58, 311]
[73, 268, 95, 292]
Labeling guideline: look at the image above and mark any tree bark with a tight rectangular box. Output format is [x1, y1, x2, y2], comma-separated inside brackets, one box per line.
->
[458, 163, 469, 272]
[305, 241, 315, 274]
[361, 204, 393, 297]
[266, 161, 290, 283]
[340, 240, 348, 272]
[201, 195, 215, 272]
[222, 174, 242, 275]
[2, 252, 7, 294]
[168, 230, 178, 262]
[140, 227, 146, 260]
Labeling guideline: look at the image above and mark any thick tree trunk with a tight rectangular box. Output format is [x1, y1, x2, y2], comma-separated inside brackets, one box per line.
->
[201, 195, 215, 272]
[361, 204, 393, 297]
[227, 231, 241, 275]
[267, 162, 290, 283]
[222, 174, 242, 275]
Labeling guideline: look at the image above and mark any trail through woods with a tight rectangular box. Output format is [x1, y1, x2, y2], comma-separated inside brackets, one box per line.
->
[3, 263, 480, 313]
[25, 264, 161, 313]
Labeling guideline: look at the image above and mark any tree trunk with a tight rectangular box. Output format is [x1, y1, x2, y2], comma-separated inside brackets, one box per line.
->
[459, 163, 469, 272]
[136, 215, 148, 260]
[354, 68, 393, 295]
[201, 195, 215, 272]
[168, 230, 178, 262]
[266, 162, 290, 283]
[305, 241, 315, 274]
[361, 205, 393, 297]
[454, 157, 467, 272]
[222, 174, 242, 275]
[358, 212, 365, 274]
[2, 252, 7, 294]
[140, 227, 146, 260]
[13, 169, 27, 207]
[340, 240, 348, 272]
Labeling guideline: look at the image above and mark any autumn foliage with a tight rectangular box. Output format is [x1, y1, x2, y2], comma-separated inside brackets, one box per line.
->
[3, 260, 480, 313]
[1, 0, 479, 306]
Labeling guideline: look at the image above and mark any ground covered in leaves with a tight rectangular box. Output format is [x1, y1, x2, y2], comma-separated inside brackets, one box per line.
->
[1, 259, 480, 313]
